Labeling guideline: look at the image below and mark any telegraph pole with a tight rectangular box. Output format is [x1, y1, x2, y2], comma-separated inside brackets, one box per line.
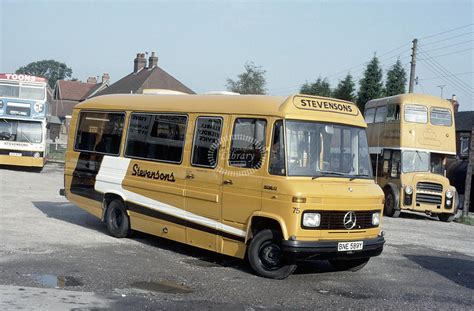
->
[408, 38, 418, 93]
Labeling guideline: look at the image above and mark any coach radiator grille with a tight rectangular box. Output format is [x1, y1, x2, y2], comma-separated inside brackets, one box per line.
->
[416, 182, 443, 205]
[417, 182, 443, 193]
[318, 211, 378, 230]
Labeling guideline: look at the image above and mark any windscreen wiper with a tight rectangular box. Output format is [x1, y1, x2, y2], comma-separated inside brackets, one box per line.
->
[312, 172, 345, 180]
[349, 174, 370, 181]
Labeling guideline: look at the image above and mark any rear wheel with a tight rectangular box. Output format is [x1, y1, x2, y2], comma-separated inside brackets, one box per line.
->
[248, 229, 297, 279]
[105, 199, 130, 238]
[329, 258, 370, 272]
[438, 213, 455, 222]
[384, 188, 400, 217]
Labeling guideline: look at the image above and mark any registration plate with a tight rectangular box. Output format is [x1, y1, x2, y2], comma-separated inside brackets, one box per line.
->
[337, 241, 363, 252]
[9, 152, 22, 157]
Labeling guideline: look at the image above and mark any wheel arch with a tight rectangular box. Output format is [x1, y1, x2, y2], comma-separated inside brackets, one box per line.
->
[101, 192, 127, 222]
[245, 212, 288, 244]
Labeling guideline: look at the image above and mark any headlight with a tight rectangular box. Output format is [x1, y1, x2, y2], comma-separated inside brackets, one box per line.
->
[33, 152, 40, 158]
[445, 190, 453, 199]
[404, 185, 413, 195]
[372, 212, 381, 226]
[34, 103, 44, 113]
[302, 212, 321, 228]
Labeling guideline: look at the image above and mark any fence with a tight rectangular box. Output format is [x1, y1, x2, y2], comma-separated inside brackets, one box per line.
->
[47, 142, 67, 163]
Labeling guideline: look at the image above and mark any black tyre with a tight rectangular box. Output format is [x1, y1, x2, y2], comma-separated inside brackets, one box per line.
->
[248, 229, 297, 279]
[329, 258, 370, 272]
[438, 213, 455, 222]
[384, 188, 400, 217]
[105, 199, 130, 238]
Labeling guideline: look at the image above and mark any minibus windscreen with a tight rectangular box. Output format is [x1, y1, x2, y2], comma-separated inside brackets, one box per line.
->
[285, 120, 372, 178]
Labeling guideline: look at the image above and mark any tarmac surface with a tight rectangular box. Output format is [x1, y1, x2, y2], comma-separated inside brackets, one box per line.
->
[0, 163, 473, 310]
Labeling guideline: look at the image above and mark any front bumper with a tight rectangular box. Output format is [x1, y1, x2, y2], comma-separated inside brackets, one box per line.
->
[281, 235, 385, 260]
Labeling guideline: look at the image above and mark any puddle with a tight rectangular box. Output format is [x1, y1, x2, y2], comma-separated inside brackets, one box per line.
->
[31, 274, 83, 288]
[130, 280, 193, 294]
[182, 258, 222, 268]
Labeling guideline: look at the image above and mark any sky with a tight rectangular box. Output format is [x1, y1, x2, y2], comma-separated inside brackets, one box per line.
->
[1, 0, 473, 110]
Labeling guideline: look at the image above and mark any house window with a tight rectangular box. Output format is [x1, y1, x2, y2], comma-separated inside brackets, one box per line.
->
[460, 135, 470, 157]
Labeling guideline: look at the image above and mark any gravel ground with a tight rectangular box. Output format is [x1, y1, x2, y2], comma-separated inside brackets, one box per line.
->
[0, 163, 473, 310]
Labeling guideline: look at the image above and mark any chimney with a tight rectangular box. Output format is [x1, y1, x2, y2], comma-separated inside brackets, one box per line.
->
[133, 53, 147, 73]
[102, 73, 110, 83]
[148, 52, 158, 68]
[86, 76, 97, 84]
[450, 94, 459, 113]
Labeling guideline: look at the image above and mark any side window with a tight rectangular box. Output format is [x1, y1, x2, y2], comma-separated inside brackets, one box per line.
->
[364, 108, 376, 124]
[374, 106, 387, 123]
[269, 120, 285, 176]
[191, 117, 223, 168]
[125, 113, 187, 163]
[391, 150, 401, 178]
[229, 118, 267, 169]
[74, 111, 124, 155]
[405, 104, 427, 123]
[386, 104, 400, 122]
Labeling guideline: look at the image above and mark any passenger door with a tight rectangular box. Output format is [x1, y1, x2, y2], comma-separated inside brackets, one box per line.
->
[184, 115, 228, 252]
[221, 116, 268, 237]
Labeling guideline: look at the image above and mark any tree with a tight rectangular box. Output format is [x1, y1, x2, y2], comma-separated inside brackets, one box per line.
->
[333, 73, 356, 102]
[226, 62, 266, 94]
[300, 77, 332, 97]
[385, 59, 407, 96]
[16, 60, 73, 88]
[357, 56, 384, 112]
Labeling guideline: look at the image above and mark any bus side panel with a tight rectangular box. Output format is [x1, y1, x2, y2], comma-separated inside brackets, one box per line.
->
[122, 159, 187, 244]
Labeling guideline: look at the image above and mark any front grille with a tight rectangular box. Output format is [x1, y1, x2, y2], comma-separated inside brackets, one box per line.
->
[417, 182, 443, 193]
[314, 210, 378, 230]
[416, 193, 442, 205]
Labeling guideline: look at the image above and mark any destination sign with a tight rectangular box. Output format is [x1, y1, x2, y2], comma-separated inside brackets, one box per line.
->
[0, 73, 47, 83]
[293, 96, 359, 116]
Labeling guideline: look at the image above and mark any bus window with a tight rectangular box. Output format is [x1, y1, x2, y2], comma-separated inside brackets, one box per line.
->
[125, 113, 187, 163]
[191, 117, 223, 168]
[229, 118, 266, 169]
[268, 120, 285, 176]
[430, 108, 452, 126]
[391, 150, 401, 178]
[402, 150, 429, 173]
[430, 153, 445, 175]
[374, 106, 386, 123]
[404, 104, 427, 123]
[364, 108, 375, 124]
[74, 112, 124, 155]
[386, 104, 400, 122]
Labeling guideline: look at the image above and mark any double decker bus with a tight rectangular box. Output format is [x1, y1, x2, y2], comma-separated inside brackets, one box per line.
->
[0, 73, 49, 168]
[365, 93, 457, 222]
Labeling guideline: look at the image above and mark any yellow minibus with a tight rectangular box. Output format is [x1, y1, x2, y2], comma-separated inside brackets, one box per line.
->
[63, 94, 385, 279]
[365, 93, 457, 222]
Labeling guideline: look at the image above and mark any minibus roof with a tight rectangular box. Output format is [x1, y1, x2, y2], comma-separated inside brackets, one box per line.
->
[366, 93, 453, 110]
[76, 94, 366, 127]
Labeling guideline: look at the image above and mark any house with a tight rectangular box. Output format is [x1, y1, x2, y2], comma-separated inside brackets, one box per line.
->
[51, 74, 110, 118]
[95, 52, 194, 96]
[445, 95, 473, 212]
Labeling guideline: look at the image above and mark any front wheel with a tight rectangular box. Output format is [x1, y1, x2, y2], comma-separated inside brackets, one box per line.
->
[105, 199, 131, 238]
[248, 229, 297, 279]
[384, 188, 400, 217]
[329, 258, 370, 272]
[438, 213, 455, 222]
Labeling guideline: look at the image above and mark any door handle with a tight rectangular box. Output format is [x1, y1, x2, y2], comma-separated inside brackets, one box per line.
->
[223, 179, 233, 185]
[185, 173, 195, 179]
